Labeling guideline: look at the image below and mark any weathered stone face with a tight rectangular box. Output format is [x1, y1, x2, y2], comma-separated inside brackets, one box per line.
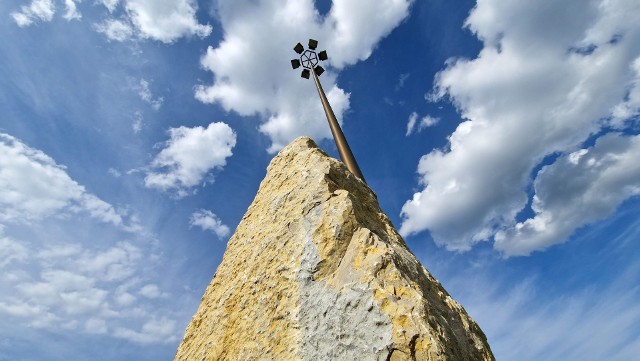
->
[175, 136, 494, 361]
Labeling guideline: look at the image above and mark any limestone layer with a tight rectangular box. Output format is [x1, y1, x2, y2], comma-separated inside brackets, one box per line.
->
[175, 137, 494, 361]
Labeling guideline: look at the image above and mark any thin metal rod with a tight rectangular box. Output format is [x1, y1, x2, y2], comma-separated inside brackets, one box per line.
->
[311, 65, 366, 183]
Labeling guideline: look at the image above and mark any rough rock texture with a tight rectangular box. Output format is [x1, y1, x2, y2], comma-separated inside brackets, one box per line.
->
[175, 137, 494, 361]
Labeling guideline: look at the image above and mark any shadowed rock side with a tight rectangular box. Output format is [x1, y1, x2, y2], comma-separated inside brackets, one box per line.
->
[175, 137, 494, 361]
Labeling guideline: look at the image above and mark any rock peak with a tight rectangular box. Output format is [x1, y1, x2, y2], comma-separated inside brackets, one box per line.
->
[285, 135, 318, 149]
[175, 136, 494, 360]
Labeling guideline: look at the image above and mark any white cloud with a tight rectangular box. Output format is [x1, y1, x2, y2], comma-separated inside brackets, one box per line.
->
[0, 238, 178, 343]
[74, 241, 142, 281]
[11, 0, 210, 43]
[406, 112, 418, 136]
[123, 0, 212, 43]
[8, 258, 108, 320]
[100, 0, 120, 13]
[396, 73, 410, 91]
[419, 115, 439, 128]
[85, 318, 108, 334]
[36, 243, 82, 265]
[195, 0, 413, 152]
[495, 133, 640, 256]
[113, 280, 138, 306]
[63, 0, 81, 21]
[0, 301, 48, 319]
[10, 0, 81, 25]
[139, 284, 162, 299]
[407, 112, 439, 136]
[611, 57, 640, 126]
[190, 209, 230, 238]
[114, 317, 178, 344]
[131, 110, 144, 134]
[325, 0, 414, 68]
[144, 122, 236, 197]
[95, 18, 134, 42]
[0, 133, 124, 226]
[400, 0, 640, 253]
[135, 79, 163, 110]
[0, 233, 28, 268]
[108, 167, 122, 178]
[10, 0, 55, 27]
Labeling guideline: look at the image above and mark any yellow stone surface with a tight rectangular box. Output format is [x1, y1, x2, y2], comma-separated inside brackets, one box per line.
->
[175, 137, 494, 361]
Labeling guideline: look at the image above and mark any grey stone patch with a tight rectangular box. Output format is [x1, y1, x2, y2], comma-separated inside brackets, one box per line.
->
[298, 203, 393, 361]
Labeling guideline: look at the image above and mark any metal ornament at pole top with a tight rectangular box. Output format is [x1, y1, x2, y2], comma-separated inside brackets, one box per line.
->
[290, 39, 367, 184]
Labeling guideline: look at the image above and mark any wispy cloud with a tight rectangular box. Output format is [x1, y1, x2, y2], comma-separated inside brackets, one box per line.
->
[10, 0, 82, 25]
[0, 132, 172, 345]
[0, 133, 127, 227]
[134, 79, 163, 110]
[99, 0, 119, 13]
[62, 0, 81, 21]
[95, 19, 134, 42]
[448, 267, 640, 361]
[0, 238, 180, 344]
[131, 110, 144, 134]
[406, 112, 439, 136]
[113, 317, 178, 344]
[395, 72, 410, 91]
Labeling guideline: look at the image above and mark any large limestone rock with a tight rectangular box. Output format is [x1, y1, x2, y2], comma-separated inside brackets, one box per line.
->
[175, 137, 494, 360]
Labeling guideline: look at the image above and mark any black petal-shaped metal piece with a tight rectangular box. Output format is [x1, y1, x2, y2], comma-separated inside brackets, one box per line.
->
[314, 65, 325, 76]
[308, 39, 318, 50]
[318, 50, 328, 61]
[301, 69, 310, 79]
[291, 59, 301, 69]
[294, 42, 304, 54]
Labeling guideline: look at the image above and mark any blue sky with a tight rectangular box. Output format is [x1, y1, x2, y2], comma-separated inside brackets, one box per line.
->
[1, 0, 639, 360]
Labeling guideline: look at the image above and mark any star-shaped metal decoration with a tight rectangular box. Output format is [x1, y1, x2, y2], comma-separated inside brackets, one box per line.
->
[291, 39, 328, 79]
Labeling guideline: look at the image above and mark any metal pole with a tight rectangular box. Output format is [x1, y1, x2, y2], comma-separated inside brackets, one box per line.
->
[310, 65, 366, 184]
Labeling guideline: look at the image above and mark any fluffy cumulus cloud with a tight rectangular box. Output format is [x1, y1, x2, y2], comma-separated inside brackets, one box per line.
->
[10, 0, 211, 43]
[144, 122, 236, 197]
[495, 133, 640, 256]
[122, 0, 212, 43]
[400, 0, 640, 254]
[190, 209, 230, 238]
[196, 0, 413, 152]
[0, 133, 123, 226]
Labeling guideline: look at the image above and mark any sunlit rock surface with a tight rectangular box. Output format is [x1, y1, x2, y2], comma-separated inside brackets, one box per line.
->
[175, 136, 494, 361]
